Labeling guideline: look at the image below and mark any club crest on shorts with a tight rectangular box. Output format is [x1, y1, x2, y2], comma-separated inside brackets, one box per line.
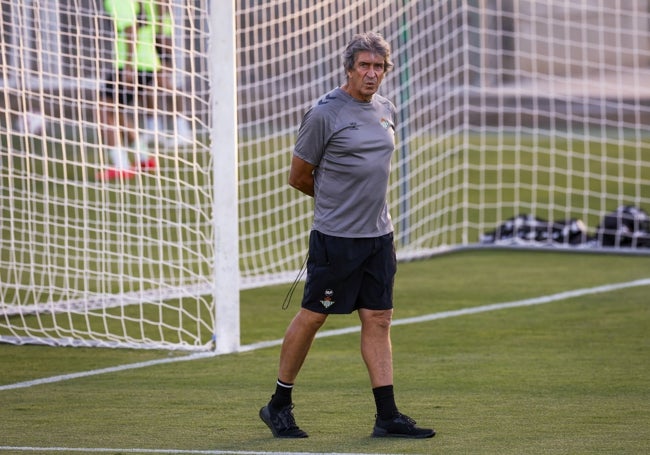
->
[320, 289, 335, 308]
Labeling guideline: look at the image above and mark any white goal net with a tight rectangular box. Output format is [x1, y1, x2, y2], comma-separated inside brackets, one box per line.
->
[2, 0, 649, 352]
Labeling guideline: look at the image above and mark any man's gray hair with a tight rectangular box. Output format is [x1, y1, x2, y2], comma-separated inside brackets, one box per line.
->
[342, 32, 394, 75]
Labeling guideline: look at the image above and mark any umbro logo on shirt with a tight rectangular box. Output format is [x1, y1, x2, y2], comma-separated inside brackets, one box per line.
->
[318, 94, 337, 105]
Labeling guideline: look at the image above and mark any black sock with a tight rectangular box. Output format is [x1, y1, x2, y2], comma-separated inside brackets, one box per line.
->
[269, 379, 293, 410]
[373, 385, 398, 420]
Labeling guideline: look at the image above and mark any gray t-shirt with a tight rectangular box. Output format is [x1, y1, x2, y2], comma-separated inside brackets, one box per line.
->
[294, 87, 397, 238]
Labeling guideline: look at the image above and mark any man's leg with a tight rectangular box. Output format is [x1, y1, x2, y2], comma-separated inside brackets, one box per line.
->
[260, 308, 327, 438]
[278, 308, 328, 383]
[359, 308, 393, 387]
[359, 308, 435, 438]
[97, 98, 134, 180]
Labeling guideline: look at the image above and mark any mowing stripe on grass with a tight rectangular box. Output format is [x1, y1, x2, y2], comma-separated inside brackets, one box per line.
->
[239, 277, 650, 350]
[1, 277, 648, 392]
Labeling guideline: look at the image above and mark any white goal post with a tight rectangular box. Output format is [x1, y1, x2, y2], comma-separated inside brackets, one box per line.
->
[1, 0, 649, 352]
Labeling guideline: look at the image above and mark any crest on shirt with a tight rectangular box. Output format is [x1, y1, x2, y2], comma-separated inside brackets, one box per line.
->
[320, 289, 335, 308]
[380, 118, 392, 129]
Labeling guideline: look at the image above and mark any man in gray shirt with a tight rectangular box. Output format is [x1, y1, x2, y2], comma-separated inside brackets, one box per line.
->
[259, 32, 435, 439]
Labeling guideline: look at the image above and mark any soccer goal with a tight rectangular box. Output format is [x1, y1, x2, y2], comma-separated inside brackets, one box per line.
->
[1, 0, 649, 352]
[0, 0, 235, 352]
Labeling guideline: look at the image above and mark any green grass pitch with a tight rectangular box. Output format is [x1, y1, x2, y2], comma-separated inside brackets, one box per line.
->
[1, 249, 649, 454]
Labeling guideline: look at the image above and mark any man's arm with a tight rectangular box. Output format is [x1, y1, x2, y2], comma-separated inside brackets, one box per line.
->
[288, 155, 316, 197]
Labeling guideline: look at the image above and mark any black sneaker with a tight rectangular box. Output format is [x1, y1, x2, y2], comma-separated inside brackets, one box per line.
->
[259, 404, 309, 438]
[372, 412, 435, 438]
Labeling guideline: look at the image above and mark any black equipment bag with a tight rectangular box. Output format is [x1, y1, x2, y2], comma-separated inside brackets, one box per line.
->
[596, 205, 650, 248]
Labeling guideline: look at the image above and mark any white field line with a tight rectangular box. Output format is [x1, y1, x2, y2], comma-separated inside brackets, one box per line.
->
[0, 448, 411, 455]
[240, 277, 650, 351]
[1, 278, 649, 395]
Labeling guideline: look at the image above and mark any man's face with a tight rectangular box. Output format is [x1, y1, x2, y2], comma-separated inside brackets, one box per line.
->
[345, 51, 386, 102]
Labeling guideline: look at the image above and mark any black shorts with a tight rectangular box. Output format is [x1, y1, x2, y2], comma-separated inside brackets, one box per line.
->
[101, 70, 155, 106]
[301, 231, 396, 314]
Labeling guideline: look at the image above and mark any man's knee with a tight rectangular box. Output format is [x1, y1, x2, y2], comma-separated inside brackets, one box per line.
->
[359, 308, 392, 330]
[295, 308, 328, 330]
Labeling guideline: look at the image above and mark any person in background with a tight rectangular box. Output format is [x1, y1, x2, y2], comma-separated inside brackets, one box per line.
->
[97, 0, 158, 180]
[259, 32, 436, 440]
[141, 0, 194, 148]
